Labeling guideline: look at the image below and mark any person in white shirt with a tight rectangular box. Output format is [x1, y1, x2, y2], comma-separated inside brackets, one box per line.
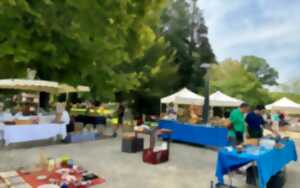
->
[61, 110, 70, 124]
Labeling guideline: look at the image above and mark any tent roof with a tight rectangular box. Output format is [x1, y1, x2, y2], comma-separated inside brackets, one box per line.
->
[266, 97, 300, 114]
[209, 91, 243, 107]
[58, 84, 90, 93]
[161, 88, 204, 105]
[0, 79, 90, 94]
[0, 79, 59, 93]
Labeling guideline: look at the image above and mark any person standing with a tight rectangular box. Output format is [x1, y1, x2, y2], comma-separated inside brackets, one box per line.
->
[245, 105, 266, 139]
[166, 103, 177, 120]
[113, 102, 125, 137]
[229, 103, 249, 144]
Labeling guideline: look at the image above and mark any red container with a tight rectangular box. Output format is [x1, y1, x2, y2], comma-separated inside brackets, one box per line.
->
[142, 148, 169, 164]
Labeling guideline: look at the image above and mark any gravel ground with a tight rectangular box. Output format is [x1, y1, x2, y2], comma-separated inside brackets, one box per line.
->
[0, 136, 299, 188]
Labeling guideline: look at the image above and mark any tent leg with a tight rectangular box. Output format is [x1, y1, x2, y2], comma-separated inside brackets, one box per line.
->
[37, 92, 40, 114]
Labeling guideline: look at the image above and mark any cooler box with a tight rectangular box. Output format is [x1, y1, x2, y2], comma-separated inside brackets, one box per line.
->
[142, 148, 169, 164]
[122, 136, 144, 153]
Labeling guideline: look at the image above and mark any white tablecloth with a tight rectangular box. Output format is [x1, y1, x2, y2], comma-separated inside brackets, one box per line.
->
[3, 123, 67, 145]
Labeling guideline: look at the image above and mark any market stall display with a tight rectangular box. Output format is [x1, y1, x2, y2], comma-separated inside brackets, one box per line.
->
[3, 123, 67, 145]
[0, 156, 105, 188]
[0, 78, 91, 146]
[160, 88, 231, 148]
[159, 120, 229, 147]
[215, 138, 297, 188]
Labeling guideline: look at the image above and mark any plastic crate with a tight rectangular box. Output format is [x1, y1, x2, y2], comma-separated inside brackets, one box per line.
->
[142, 148, 169, 164]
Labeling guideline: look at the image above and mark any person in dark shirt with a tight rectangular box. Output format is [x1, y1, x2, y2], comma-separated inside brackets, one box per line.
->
[245, 105, 266, 138]
[113, 102, 125, 137]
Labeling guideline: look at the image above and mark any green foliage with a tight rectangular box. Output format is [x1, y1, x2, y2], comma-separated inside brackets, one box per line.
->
[210, 59, 272, 106]
[160, 0, 215, 91]
[0, 0, 169, 100]
[270, 92, 300, 104]
[241, 56, 279, 86]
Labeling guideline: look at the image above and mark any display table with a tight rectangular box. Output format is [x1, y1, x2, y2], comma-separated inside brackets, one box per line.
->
[3, 123, 67, 145]
[159, 120, 228, 147]
[216, 140, 298, 188]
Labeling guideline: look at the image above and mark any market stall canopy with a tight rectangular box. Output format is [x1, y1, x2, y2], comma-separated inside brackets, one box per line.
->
[161, 88, 204, 105]
[77, 85, 90, 92]
[0, 79, 90, 94]
[0, 79, 59, 93]
[266, 97, 300, 114]
[209, 91, 243, 107]
[58, 84, 90, 93]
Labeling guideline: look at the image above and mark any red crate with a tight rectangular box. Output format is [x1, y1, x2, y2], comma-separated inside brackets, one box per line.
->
[143, 148, 169, 164]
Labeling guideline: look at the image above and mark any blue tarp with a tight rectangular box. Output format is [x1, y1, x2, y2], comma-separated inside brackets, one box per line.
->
[159, 120, 229, 147]
[216, 140, 298, 188]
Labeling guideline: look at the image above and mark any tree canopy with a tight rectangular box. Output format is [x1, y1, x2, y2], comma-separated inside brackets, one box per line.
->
[210, 59, 272, 106]
[160, 0, 215, 91]
[0, 0, 171, 100]
[241, 56, 279, 86]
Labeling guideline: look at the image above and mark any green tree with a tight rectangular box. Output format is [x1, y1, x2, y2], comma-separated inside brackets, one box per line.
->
[160, 0, 215, 91]
[0, 0, 170, 100]
[210, 59, 272, 106]
[128, 37, 178, 115]
[270, 92, 300, 104]
[241, 56, 279, 86]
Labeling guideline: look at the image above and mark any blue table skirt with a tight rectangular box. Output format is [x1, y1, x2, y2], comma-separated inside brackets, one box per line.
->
[159, 120, 229, 147]
[216, 140, 298, 188]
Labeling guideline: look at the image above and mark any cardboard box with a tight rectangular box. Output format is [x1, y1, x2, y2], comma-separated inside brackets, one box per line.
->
[121, 137, 144, 153]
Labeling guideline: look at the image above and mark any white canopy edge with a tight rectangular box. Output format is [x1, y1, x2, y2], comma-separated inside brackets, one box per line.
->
[209, 91, 243, 107]
[161, 88, 204, 105]
[266, 97, 300, 114]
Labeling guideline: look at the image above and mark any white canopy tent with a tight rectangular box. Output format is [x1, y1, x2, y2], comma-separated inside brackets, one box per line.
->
[209, 91, 243, 107]
[0, 79, 59, 93]
[0, 79, 90, 94]
[161, 88, 204, 105]
[58, 84, 90, 94]
[266, 97, 300, 114]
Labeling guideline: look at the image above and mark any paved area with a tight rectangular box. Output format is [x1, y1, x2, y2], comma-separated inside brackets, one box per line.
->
[0, 137, 299, 188]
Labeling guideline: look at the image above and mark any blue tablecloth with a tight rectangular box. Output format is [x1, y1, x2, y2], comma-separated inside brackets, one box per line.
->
[216, 140, 298, 188]
[159, 120, 228, 147]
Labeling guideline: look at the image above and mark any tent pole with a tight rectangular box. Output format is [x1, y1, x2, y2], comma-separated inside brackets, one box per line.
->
[37, 92, 40, 114]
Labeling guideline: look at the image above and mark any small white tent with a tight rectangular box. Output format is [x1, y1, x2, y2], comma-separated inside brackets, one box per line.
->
[266, 97, 300, 114]
[209, 91, 243, 107]
[161, 88, 204, 105]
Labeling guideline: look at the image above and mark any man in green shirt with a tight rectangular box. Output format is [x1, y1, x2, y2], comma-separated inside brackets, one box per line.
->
[229, 103, 249, 144]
